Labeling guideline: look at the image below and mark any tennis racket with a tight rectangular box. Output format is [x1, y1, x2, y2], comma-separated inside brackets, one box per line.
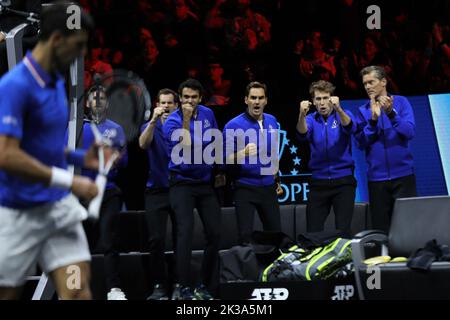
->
[86, 69, 151, 219]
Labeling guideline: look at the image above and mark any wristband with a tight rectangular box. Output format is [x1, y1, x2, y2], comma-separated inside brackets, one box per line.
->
[50, 167, 74, 190]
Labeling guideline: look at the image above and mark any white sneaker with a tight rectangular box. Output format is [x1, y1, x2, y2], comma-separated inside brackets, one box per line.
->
[107, 288, 127, 300]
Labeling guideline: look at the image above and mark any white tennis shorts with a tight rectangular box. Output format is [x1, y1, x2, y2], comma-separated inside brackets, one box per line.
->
[0, 194, 91, 287]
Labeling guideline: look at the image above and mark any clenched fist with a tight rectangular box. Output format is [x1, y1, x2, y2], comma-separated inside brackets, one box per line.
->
[300, 101, 312, 117]
[244, 143, 258, 157]
[182, 103, 194, 120]
[276, 182, 283, 196]
[330, 96, 342, 112]
[72, 175, 98, 201]
[151, 106, 165, 121]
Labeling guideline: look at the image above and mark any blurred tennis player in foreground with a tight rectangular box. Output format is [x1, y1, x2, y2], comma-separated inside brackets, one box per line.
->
[0, 3, 102, 300]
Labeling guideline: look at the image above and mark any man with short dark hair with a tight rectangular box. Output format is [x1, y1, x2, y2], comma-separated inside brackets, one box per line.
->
[0, 3, 97, 300]
[224, 81, 281, 244]
[163, 79, 224, 300]
[296, 80, 356, 236]
[81, 86, 128, 300]
[355, 65, 417, 232]
[139, 88, 179, 300]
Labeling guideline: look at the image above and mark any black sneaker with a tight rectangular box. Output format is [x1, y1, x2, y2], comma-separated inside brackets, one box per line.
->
[179, 286, 194, 300]
[171, 283, 181, 300]
[193, 285, 214, 300]
[147, 284, 169, 300]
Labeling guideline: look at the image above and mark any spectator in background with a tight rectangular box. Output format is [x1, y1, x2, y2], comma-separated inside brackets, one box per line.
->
[128, 37, 165, 98]
[336, 0, 361, 50]
[355, 34, 400, 93]
[399, 32, 432, 95]
[172, 0, 204, 69]
[205, 61, 231, 106]
[110, 49, 125, 68]
[429, 52, 450, 92]
[298, 31, 336, 83]
[205, 0, 227, 35]
[226, 0, 271, 53]
[140, 28, 153, 44]
[137, 0, 156, 26]
[432, 22, 450, 59]
[356, 34, 390, 70]
[430, 22, 450, 92]
[84, 51, 113, 90]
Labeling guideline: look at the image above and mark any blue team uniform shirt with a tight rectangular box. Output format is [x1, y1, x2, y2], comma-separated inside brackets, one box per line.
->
[354, 95, 416, 181]
[141, 119, 170, 189]
[223, 112, 279, 186]
[0, 52, 70, 208]
[163, 105, 219, 183]
[296, 110, 356, 180]
[80, 119, 127, 190]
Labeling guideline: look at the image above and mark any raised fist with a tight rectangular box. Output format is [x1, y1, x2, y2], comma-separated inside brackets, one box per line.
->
[152, 107, 165, 121]
[182, 103, 194, 120]
[300, 101, 312, 117]
[244, 143, 257, 157]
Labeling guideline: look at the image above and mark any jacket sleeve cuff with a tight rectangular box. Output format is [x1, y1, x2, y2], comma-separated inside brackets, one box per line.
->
[296, 131, 308, 141]
[387, 110, 397, 120]
[369, 119, 378, 127]
[342, 120, 355, 133]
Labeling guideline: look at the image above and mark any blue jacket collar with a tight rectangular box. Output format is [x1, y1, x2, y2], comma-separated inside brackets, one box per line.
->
[244, 110, 265, 123]
[24, 51, 61, 88]
[314, 110, 336, 122]
[176, 105, 202, 120]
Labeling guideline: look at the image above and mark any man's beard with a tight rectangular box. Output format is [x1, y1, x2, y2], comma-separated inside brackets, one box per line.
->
[53, 50, 72, 74]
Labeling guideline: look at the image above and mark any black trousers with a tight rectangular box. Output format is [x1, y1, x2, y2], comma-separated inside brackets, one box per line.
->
[144, 189, 177, 286]
[368, 174, 417, 232]
[95, 187, 123, 291]
[306, 176, 356, 237]
[234, 183, 281, 245]
[169, 183, 221, 292]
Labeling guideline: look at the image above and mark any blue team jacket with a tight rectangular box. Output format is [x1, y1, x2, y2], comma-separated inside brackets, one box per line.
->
[141, 119, 170, 189]
[163, 105, 219, 183]
[81, 119, 127, 190]
[223, 112, 279, 186]
[354, 95, 415, 181]
[297, 110, 356, 180]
